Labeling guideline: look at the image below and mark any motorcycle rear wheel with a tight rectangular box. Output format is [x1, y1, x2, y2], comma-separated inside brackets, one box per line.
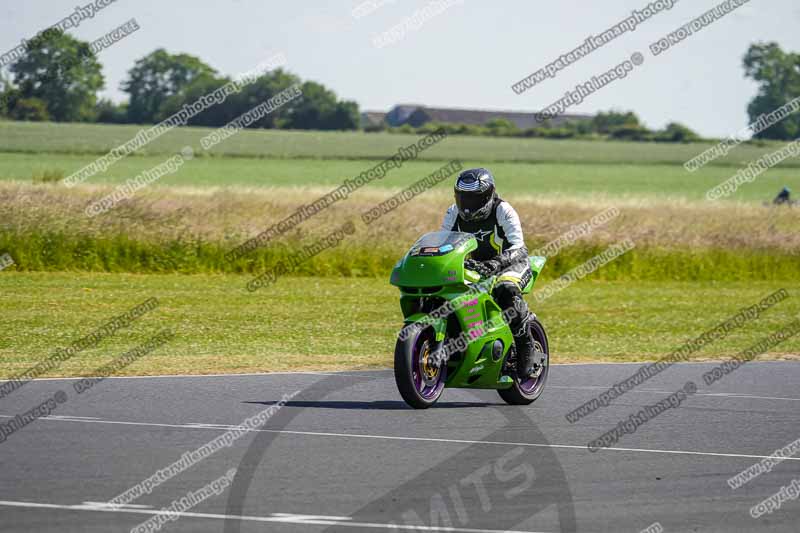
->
[498, 317, 549, 405]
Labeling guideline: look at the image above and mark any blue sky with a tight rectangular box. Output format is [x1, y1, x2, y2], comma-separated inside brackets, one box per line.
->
[3, 0, 799, 137]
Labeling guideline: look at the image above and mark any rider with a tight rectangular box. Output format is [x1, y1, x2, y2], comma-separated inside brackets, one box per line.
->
[441, 168, 537, 380]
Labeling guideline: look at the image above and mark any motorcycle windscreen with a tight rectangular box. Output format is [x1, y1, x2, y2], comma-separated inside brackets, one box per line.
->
[409, 231, 473, 256]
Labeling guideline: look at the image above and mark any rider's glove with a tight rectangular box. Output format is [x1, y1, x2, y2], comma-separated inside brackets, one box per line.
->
[481, 259, 502, 275]
[464, 259, 482, 273]
[465, 259, 499, 277]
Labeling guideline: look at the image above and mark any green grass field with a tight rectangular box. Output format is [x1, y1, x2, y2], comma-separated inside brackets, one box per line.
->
[2, 120, 799, 203]
[3, 120, 800, 167]
[0, 273, 797, 378]
[3, 152, 798, 202]
[2, 120, 799, 374]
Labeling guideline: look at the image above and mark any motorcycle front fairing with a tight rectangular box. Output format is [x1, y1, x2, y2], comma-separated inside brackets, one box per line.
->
[391, 231, 515, 390]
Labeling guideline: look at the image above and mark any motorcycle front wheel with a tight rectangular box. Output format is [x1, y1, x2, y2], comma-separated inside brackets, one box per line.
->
[394, 322, 446, 409]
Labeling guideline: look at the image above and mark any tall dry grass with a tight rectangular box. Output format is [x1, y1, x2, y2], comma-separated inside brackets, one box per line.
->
[1, 182, 798, 278]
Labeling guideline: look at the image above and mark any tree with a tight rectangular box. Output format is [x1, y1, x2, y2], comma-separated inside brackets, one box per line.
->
[592, 111, 640, 134]
[326, 100, 359, 130]
[9, 97, 50, 121]
[95, 98, 128, 124]
[9, 29, 103, 122]
[485, 118, 519, 136]
[0, 90, 13, 118]
[743, 42, 800, 140]
[654, 122, 700, 143]
[155, 73, 235, 127]
[156, 68, 303, 129]
[608, 124, 652, 141]
[564, 119, 594, 136]
[0, 71, 13, 117]
[122, 49, 216, 124]
[286, 81, 358, 130]
[235, 69, 302, 128]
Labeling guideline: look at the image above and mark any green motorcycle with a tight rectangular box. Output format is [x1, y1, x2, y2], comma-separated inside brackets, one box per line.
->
[390, 231, 549, 409]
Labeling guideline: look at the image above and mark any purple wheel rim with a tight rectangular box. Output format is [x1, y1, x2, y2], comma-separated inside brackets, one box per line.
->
[519, 338, 548, 395]
[411, 334, 445, 400]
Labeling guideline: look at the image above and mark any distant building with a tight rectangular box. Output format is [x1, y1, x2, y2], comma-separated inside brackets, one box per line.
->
[385, 104, 422, 127]
[366, 104, 593, 129]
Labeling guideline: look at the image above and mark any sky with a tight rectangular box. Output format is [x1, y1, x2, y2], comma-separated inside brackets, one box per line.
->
[2, 0, 799, 137]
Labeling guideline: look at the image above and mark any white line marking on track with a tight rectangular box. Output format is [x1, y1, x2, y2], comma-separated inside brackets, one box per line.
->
[82, 501, 152, 509]
[549, 385, 800, 402]
[1, 413, 798, 464]
[43, 415, 100, 420]
[697, 393, 800, 401]
[272, 513, 353, 521]
[0, 500, 552, 532]
[185, 423, 239, 429]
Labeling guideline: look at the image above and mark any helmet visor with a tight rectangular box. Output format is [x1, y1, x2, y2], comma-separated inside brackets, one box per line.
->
[456, 189, 493, 219]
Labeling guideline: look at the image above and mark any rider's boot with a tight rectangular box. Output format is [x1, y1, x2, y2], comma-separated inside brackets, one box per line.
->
[514, 324, 538, 381]
[492, 279, 539, 380]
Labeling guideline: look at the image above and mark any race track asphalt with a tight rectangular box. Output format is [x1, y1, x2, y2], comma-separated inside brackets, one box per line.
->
[1, 362, 799, 532]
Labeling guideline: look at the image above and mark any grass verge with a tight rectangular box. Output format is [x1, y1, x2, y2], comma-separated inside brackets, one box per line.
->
[0, 273, 797, 378]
